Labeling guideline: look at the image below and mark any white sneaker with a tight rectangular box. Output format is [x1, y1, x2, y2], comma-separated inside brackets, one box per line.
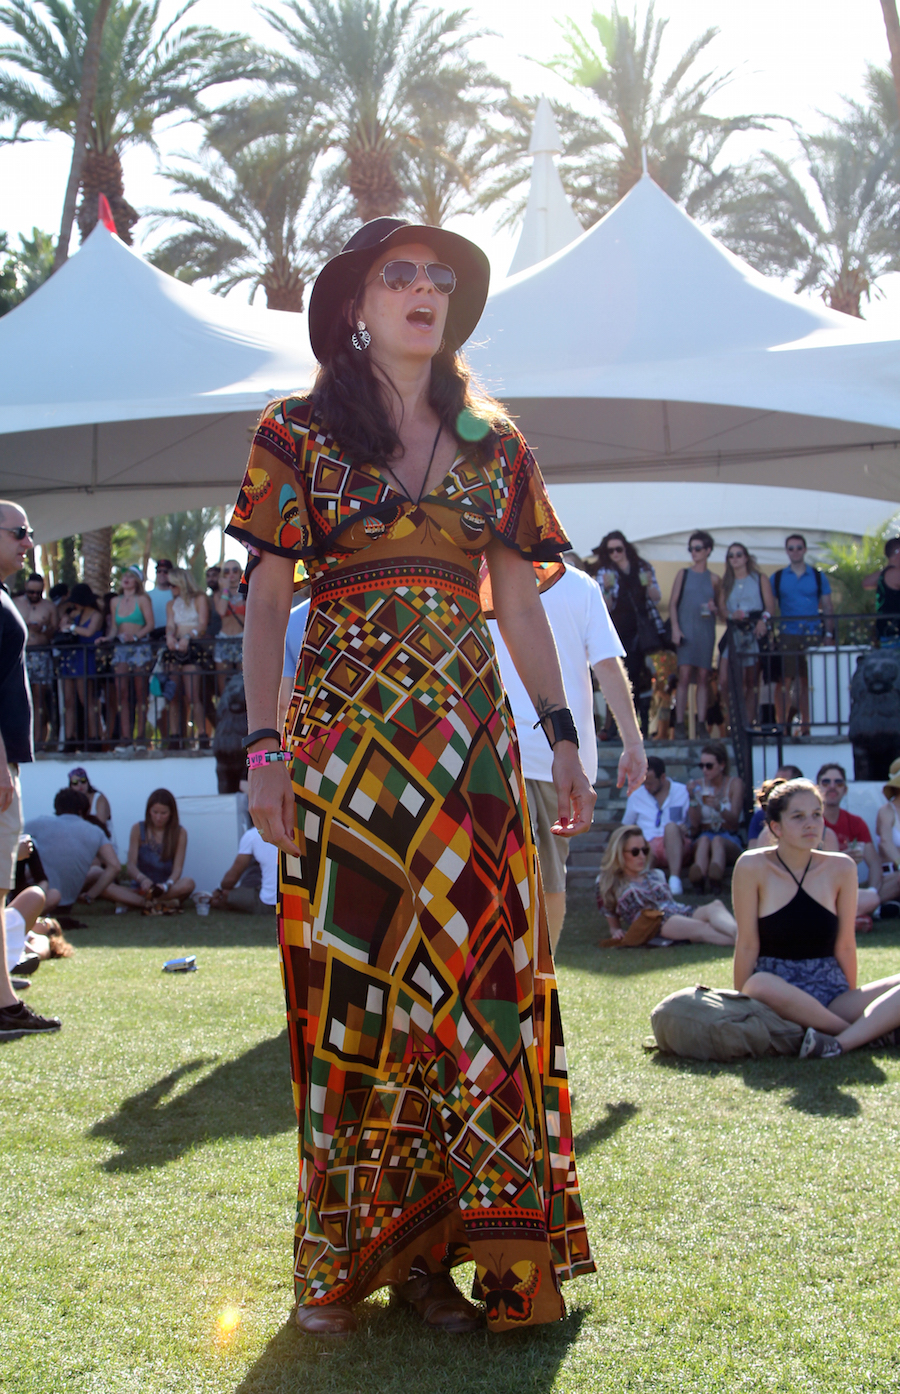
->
[668, 875, 683, 895]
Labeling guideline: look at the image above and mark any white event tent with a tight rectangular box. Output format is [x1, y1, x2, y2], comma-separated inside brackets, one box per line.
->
[507, 98, 584, 277]
[0, 221, 316, 540]
[469, 174, 900, 503]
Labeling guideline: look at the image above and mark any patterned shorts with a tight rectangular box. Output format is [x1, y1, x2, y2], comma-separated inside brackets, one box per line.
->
[214, 633, 243, 667]
[754, 955, 850, 1008]
[113, 641, 153, 669]
[26, 647, 54, 683]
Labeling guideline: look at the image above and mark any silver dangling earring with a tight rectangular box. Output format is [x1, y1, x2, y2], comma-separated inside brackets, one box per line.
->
[351, 319, 371, 351]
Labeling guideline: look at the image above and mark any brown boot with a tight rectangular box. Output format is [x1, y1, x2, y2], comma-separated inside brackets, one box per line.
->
[397, 1272, 484, 1333]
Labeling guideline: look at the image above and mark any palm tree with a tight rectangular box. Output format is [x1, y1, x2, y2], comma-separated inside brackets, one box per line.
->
[262, 0, 492, 222]
[709, 130, 900, 317]
[0, 226, 54, 314]
[478, 3, 771, 229]
[397, 63, 502, 225]
[0, 0, 260, 243]
[147, 106, 353, 311]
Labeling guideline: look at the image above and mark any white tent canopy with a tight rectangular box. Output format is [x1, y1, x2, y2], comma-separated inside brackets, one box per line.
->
[0, 222, 316, 540]
[507, 98, 584, 277]
[469, 175, 900, 502]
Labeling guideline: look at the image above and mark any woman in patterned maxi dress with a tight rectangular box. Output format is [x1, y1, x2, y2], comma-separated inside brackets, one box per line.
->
[228, 218, 596, 1337]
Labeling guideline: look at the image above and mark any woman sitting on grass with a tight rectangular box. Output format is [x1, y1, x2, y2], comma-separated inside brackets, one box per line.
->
[101, 789, 194, 911]
[598, 825, 737, 946]
[732, 778, 900, 1059]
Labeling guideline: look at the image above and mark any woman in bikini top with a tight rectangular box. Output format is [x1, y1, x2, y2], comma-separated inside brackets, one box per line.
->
[732, 776, 900, 1059]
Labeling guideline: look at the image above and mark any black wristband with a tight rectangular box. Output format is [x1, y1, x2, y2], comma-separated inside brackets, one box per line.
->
[241, 727, 281, 750]
[533, 707, 579, 750]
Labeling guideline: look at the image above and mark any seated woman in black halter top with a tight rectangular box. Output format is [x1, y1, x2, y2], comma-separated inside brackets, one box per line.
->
[732, 777, 900, 1059]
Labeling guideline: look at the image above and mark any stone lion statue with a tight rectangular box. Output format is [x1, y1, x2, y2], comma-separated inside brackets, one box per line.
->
[212, 674, 248, 794]
[848, 649, 900, 780]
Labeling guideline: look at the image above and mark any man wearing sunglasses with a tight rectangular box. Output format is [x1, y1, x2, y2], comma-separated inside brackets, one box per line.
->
[14, 572, 58, 749]
[0, 501, 61, 1039]
[147, 558, 174, 636]
[817, 763, 900, 914]
[772, 534, 834, 734]
[623, 755, 693, 895]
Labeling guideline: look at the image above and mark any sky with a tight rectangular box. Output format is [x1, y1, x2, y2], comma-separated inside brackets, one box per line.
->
[1, 0, 897, 308]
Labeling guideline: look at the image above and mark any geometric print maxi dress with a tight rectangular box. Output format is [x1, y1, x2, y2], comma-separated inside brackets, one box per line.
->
[227, 397, 595, 1331]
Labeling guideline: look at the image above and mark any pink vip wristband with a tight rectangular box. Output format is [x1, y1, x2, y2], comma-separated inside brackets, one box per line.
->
[246, 749, 289, 769]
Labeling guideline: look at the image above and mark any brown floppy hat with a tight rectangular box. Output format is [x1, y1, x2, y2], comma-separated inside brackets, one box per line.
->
[307, 217, 490, 363]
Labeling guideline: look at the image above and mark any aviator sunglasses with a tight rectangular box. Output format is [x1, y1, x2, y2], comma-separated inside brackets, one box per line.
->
[374, 260, 457, 295]
[625, 844, 650, 857]
[0, 525, 34, 542]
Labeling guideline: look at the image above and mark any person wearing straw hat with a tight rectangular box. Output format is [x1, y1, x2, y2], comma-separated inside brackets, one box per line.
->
[227, 217, 596, 1338]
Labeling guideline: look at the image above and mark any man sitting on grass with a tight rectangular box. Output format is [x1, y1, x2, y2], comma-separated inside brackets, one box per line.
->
[211, 826, 278, 915]
[25, 788, 120, 913]
[818, 762, 900, 917]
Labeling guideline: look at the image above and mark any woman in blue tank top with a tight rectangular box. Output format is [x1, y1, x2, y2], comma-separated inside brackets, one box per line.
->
[733, 777, 900, 1058]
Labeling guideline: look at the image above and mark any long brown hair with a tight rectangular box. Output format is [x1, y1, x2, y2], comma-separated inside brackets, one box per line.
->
[144, 788, 181, 864]
[310, 264, 506, 469]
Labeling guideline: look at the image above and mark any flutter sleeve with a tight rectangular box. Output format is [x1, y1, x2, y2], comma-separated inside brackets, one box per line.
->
[488, 426, 570, 561]
[225, 398, 317, 561]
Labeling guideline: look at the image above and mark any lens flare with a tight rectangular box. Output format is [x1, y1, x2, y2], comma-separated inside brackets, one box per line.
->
[455, 408, 491, 442]
[217, 1306, 241, 1336]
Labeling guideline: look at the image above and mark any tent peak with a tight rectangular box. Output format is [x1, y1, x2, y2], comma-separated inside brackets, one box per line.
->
[528, 97, 563, 156]
[508, 99, 583, 277]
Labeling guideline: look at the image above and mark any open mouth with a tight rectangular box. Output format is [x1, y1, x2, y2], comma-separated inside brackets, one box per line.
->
[407, 304, 435, 327]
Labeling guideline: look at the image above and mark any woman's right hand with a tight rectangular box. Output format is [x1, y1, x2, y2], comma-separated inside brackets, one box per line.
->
[671, 627, 682, 646]
[166, 636, 176, 651]
[249, 763, 298, 856]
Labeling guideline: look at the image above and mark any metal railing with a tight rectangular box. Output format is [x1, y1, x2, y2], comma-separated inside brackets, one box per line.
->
[724, 612, 900, 786]
[26, 634, 243, 754]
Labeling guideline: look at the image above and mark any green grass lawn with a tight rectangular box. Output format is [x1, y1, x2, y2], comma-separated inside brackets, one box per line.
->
[3, 894, 900, 1393]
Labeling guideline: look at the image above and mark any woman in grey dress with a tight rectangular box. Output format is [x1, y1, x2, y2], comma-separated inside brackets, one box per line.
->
[718, 542, 776, 727]
[669, 530, 721, 738]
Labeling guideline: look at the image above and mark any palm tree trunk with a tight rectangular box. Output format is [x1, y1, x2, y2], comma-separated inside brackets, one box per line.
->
[77, 148, 139, 243]
[824, 266, 867, 317]
[347, 126, 404, 220]
[81, 527, 113, 597]
[881, 0, 900, 123]
[141, 516, 154, 582]
[262, 256, 306, 312]
[60, 536, 80, 587]
[54, 0, 113, 270]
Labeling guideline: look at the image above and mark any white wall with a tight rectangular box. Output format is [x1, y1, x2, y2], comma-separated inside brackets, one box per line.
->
[19, 756, 243, 891]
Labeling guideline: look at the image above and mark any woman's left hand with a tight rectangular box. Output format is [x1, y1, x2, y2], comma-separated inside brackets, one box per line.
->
[754, 619, 767, 638]
[550, 742, 596, 838]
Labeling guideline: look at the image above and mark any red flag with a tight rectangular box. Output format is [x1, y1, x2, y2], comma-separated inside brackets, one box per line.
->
[97, 193, 116, 232]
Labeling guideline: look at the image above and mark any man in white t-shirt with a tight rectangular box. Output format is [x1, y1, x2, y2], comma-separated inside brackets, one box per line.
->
[211, 826, 279, 914]
[623, 755, 692, 894]
[489, 563, 647, 949]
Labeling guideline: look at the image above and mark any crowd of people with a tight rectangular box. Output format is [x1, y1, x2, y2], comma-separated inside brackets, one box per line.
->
[586, 528, 900, 740]
[12, 559, 244, 753]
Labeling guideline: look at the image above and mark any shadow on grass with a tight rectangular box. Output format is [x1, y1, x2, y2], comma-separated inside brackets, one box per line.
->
[573, 1100, 638, 1156]
[650, 1049, 888, 1116]
[62, 908, 278, 951]
[89, 1031, 294, 1170]
[233, 1298, 587, 1394]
